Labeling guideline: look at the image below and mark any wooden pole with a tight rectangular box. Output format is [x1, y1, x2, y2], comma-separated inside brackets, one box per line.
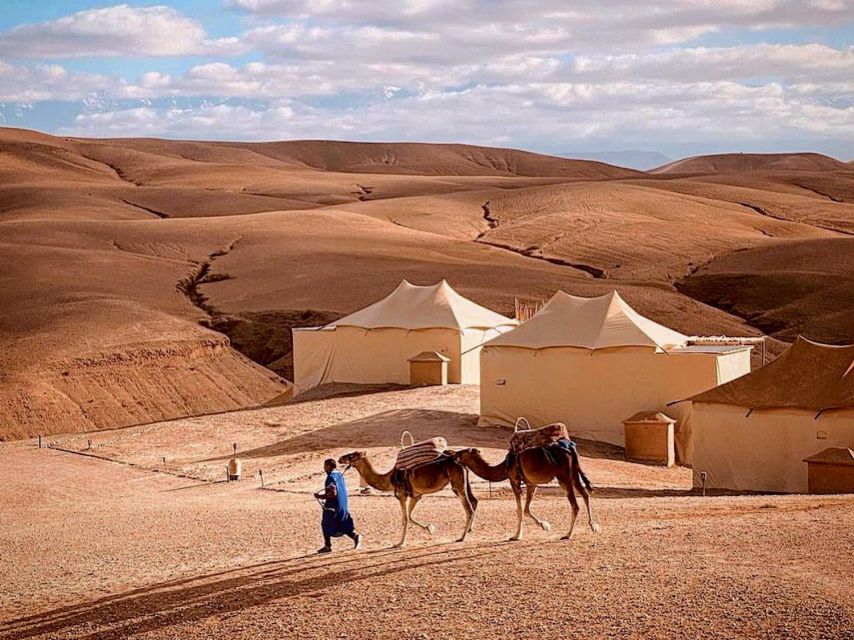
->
[38, 435, 42, 449]
[259, 470, 265, 488]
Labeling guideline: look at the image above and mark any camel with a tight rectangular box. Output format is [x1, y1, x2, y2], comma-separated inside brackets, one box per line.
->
[338, 451, 477, 548]
[452, 445, 599, 541]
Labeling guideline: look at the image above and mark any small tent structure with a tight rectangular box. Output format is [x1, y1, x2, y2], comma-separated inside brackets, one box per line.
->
[479, 291, 751, 454]
[293, 280, 517, 394]
[685, 338, 854, 493]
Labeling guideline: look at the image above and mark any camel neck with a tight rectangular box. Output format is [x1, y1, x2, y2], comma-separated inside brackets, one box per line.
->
[355, 458, 395, 492]
[466, 453, 508, 482]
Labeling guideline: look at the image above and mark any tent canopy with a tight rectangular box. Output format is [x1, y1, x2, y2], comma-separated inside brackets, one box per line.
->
[330, 279, 517, 331]
[688, 337, 854, 411]
[484, 290, 687, 351]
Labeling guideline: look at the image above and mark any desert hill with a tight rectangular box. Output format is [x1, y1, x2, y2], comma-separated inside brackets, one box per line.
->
[677, 237, 854, 344]
[79, 136, 642, 178]
[1, 127, 852, 439]
[652, 152, 850, 175]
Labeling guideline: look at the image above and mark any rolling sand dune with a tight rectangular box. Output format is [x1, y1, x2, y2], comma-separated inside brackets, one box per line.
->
[652, 152, 851, 175]
[1, 128, 852, 439]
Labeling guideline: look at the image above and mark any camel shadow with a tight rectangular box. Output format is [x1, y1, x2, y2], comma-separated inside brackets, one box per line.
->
[1, 543, 510, 639]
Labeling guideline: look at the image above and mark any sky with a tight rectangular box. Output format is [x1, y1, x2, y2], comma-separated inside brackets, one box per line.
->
[0, 0, 852, 159]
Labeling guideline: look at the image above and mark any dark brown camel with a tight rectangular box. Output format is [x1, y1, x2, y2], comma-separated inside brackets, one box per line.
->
[338, 451, 478, 548]
[452, 446, 599, 540]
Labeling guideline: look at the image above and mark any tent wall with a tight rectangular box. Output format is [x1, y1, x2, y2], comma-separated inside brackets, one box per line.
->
[690, 403, 854, 493]
[333, 327, 461, 384]
[676, 348, 752, 464]
[293, 328, 336, 394]
[294, 327, 462, 392]
[479, 346, 747, 447]
[459, 327, 513, 385]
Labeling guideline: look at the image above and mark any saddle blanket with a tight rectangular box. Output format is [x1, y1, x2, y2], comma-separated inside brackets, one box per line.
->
[510, 422, 569, 453]
[395, 436, 448, 471]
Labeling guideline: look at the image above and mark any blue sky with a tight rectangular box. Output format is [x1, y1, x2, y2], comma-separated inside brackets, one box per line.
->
[1, 1, 852, 159]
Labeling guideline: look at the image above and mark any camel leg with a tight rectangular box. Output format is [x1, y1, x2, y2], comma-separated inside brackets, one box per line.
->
[558, 478, 580, 540]
[463, 469, 479, 532]
[393, 494, 410, 548]
[523, 483, 551, 532]
[573, 477, 600, 533]
[509, 481, 524, 541]
[407, 495, 436, 535]
[449, 467, 475, 543]
[569, 456, 601, 533]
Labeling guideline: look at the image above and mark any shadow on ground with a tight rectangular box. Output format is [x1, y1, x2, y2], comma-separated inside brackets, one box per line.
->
[0, 542, 533, 639]
[199, 407, 626, 467]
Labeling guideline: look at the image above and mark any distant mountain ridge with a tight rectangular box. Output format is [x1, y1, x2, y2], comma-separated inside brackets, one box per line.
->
[560, 150, 673, 170]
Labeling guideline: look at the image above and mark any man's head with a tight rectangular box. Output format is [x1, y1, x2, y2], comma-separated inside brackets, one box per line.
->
[323, 458, 337, 474]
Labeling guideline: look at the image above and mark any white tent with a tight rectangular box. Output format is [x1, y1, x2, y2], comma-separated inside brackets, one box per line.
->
[685, 337, 854, 493]
[293, 280, 517, 393]
[479, 290, 751, 454]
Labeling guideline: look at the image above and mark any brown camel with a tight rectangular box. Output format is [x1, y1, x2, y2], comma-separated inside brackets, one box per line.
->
[338, 451, 478, 548]
[452, 446, 599, 541]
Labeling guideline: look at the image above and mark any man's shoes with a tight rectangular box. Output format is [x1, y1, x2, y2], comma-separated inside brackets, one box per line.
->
[353, 533, 363, 550]
[317, 546, 332, 554]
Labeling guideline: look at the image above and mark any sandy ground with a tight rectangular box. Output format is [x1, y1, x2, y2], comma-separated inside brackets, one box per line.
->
[2, 386, 852, 639]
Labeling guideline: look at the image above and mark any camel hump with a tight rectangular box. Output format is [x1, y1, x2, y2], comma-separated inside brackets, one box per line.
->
[510, 421, 569, 453]
[395, 436, 448, 470]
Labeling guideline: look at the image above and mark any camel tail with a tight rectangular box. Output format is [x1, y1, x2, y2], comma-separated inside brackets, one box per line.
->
[567, 445, 593, 492]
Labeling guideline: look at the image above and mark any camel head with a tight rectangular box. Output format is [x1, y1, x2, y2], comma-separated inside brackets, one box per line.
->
[338, 451, 367, 466]
[452, 447, 481, 464]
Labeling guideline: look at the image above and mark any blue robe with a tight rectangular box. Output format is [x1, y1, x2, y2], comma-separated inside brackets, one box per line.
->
[321, 470, 355, 538]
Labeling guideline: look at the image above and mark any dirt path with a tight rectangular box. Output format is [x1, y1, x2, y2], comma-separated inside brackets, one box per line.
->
[2, 387, 852, 639]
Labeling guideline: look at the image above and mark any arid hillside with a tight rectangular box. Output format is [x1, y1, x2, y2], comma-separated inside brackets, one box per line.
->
[1, 128, 852, 439]
[652, 151, 849, 175]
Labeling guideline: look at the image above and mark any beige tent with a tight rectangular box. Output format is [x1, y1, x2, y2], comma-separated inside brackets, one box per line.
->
[685, 337, 854, 493]
[479, 291, 751, 454]
[293, 280, 517, 393]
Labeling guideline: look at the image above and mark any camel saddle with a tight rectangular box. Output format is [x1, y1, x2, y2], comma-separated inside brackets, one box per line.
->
[395, 436, 448, 471]
[509, 420, 569, 454]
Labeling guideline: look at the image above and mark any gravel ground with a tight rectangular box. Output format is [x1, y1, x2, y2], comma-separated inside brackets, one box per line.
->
[2, 386, 852, 639]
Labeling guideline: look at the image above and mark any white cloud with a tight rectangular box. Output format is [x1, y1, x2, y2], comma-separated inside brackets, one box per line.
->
[572, 44, 854, 83]
[101, 42, 854, 103]
[0, 61, 117, 101]
[60, 79, 854, 147]
[230, 0, 854, 45]
[0, 4, 243, 58]
[4, 1, 853, 155]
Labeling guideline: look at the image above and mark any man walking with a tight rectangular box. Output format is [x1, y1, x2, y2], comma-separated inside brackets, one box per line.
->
[315, 458, 362, 553]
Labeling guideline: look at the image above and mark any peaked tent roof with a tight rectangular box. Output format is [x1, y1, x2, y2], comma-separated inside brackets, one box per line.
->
[331, 280, 517, 331]
[484, 290, 687, 350]
[689, 337, 854, 411]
